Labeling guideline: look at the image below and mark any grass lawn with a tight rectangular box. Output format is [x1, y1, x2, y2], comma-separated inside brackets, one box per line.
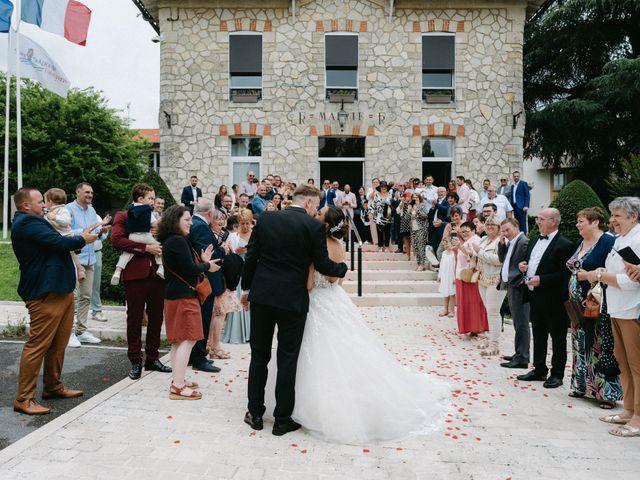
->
[0, 243, 20, 301]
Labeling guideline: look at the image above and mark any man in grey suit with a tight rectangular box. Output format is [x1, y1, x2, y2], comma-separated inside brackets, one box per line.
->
[496, 175, 511, 198]
[497, 217, 530, 368]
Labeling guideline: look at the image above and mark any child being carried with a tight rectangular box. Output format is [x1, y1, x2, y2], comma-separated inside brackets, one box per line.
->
[111, 183, 164, 285]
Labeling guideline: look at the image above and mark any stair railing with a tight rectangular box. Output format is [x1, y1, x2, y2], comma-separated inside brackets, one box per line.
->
[346, 214, 363, 297]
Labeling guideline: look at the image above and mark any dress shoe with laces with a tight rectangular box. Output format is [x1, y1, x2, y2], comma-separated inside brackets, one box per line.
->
[501, 355, 513, 361]
[42, 388, 83, 399]
[500, 360, 528, 369]
[129, 363, 143, 380]
[14, 399, 51, 415]
[144, 359, 172, 373]
[273, 419, 301, 436]
[543, 377, 563, 389]
[192, 361, 221, 373]
[244, 412, 263, 430]
[517, 370, 548, 381]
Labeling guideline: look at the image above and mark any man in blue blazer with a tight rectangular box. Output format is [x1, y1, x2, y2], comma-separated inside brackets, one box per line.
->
[180, 175, 203, 214]
[11, 188, 97, 415]
[188, 198, 226, 372]
[510, 171, 530, 233]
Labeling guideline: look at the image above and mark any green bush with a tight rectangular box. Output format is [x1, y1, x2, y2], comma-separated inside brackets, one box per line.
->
[529, 179, 607, 243]
[100, 169, 178, 303]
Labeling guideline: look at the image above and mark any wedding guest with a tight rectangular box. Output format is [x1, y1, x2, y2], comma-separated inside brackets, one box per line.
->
[498, 218, 531, 369]
[307, 178, 315, 186]
[429, 186, 448, 253]
[371, 181, 393, 252]
[153, 197, 165, 219]
[214, 185, 228, 209]
[455, 222, 488, 337]
[397, 191, 412, 258]
[222, 208, 253, 344]
[410, 193, 430, 271]
[90, 213, 108, 323]
[231, 184, 240, 207]
[511, 171, 530, 233]
[438, 237, 456, 318]
[239, 193, 251, 211]
[240, 170, 258, 199]
[367, 178, 380, 246]
[566, 208, 621, 408]
[159, 205, 220, 400]
[265, 201, 277, 212]
[180, 175, 202, 214]
[472, 216, 506, 356]
[585, 197, 640, 437]
[273, 175, 284, 194]
[251, 184, 269, 217]
[272, 193, 283, 210]
[422, 175, 438, 204]
[497, 175, 511, 197]
[448, 179, 457, 193]
[479, 185, 513, 221]
[12, 188, 96, 415]
[221, 194, 235, 216]
[473, 216, 486, 237]
[336, 184, 357, 220]
[465, 179, 480, 220]
[517, 208, 574, 389]
[319, 179, 331, 208]
[456, 176, 471, 218]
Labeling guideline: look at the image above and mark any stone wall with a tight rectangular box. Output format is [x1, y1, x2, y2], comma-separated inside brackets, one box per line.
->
[157, 0, 526, 196]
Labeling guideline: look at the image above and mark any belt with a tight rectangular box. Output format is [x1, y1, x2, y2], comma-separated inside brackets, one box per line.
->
[95, 249, 102, 252]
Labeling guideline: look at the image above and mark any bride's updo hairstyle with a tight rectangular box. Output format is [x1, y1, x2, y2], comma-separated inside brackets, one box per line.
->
[325, 206, 349, 240]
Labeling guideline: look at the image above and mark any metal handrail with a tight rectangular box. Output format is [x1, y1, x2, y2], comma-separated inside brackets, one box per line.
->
[346, 214, 363, 297]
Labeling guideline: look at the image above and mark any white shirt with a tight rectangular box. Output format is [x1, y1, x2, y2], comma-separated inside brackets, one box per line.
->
[240, 180, 257, 197]
[526, 229, 558, 290]
[501, 232, 523, 282]
[605, 224, 640, 319]
[480, 194, 513, 221]
[421, 185, 438, 204]
[512, 181, 520, 204]
[457, 183, 470, 213]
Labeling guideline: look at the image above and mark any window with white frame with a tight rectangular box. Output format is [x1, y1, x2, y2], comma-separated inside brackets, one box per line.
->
[325, 33, 358, 102]
[553, 172, 566, 192]
[422, 34, 455, 104]
[421, 137, 454, 188]
[229, 33, 262, 102]
[231, 137, 262, 187]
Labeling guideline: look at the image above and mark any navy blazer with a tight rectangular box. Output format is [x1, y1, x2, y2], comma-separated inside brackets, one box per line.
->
[511, 181, 530, 210]
[188, 215, 226, 296]
[11, 211, 86, 301]
[180, 185, 202, 210]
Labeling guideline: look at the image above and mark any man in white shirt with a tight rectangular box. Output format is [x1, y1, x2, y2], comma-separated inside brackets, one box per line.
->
[497, 218, 530, 369]
[480, 179, 491, 200]
[421, 175, 439, 204]
[240, 170, 258, 199]
[516, 208, 573, 388]
[455, 176, 471, 217]
[335, 184, 357, 219]
[479, 186, 513, 221]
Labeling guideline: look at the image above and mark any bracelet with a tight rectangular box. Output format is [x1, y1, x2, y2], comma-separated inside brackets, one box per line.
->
[596, 271, 602, 283]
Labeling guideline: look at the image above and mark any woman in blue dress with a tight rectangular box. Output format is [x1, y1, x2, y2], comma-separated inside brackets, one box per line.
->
[566, 207, 623, 408]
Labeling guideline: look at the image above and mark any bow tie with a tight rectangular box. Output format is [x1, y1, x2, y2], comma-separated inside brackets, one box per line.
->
[538, 235, 549, 240]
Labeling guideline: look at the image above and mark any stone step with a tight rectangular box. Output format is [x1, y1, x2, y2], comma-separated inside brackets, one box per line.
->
[346, 270, 437, 281]
[361, 260, 422, 270]
[355, 251, 409, 261]
[342, 280, 439, 294]
[349, 293, 443, 307]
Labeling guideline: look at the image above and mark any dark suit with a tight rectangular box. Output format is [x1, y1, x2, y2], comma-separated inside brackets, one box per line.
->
[111, 211, 164, 365]
[498, 233, 530, 364]
[510, 181, 530, 233]
[11, 211, 86, 401]
[429, 197, 448, 251]
[181, 185, 203, 214]
[497, 184, 511, 198]
[242, 206, 348, 422]
[524, 232, 574, 379]
[188, 215, 226, 367]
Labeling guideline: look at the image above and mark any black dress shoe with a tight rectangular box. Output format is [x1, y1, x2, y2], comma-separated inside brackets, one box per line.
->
[517, 370, 547, 381]
[502, 355, 513, 361]
[128, 363, 142, 380]
[500, 360, 528, 369]
[244, 412, 263, 430]
[543, 377, 563, 389]
[192, 361, 221, 373]
[273, 419, 301, 436]
[144, 359, 172, 373]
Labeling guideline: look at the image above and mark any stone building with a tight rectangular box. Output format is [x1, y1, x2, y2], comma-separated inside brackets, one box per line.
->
[134, 0, 544, 195]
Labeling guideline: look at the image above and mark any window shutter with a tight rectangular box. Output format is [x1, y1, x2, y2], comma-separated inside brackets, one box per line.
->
[422, 36, 455, 70]
[230, 35, 262, 73]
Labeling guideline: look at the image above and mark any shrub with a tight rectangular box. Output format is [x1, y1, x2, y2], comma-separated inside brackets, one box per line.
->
[529, 179, 606, 243]
[100, 169, 178, 303]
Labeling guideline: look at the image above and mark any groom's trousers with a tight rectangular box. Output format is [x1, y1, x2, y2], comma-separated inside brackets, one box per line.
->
[248, 303, 306, 423]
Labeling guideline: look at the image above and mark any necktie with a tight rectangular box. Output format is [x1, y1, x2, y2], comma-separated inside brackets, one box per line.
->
[539, 235, 549, 240]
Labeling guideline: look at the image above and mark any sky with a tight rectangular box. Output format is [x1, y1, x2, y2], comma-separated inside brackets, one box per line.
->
[0, 0, 160, 128]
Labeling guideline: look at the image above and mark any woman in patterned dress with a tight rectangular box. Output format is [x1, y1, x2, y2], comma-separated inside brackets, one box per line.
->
[566, 207, 622, 409]
[409, 193, 430, 271]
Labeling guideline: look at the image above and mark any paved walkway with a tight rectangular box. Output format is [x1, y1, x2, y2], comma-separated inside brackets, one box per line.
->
[0, 305, 636, 479]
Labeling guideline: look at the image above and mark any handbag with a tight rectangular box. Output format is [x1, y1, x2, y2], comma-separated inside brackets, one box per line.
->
[583, 282, 602, 319]
[459, 268, 479, 283]
[564, 297, 584, 329]
[221, 252, 244, 291]
[165, 250, 213, 305]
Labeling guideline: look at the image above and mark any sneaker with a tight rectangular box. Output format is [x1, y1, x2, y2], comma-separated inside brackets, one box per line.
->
[91, 311, 107, 322]
[67, 333, 81, 348]
[76, 331, 102, 344]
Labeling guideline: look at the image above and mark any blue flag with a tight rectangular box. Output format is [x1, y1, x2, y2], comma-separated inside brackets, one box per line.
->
[0, 0, 13, 33]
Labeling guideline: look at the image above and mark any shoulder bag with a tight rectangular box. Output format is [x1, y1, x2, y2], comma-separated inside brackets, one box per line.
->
[165, 249, 212, 304]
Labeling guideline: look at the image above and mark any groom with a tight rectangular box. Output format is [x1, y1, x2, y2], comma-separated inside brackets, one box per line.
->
[241, 185, 348, 436]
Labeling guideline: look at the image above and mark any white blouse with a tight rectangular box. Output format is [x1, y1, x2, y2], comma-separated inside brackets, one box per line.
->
[605, 223, 640, 319]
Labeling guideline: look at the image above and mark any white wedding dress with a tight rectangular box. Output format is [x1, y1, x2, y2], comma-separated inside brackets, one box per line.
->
[266, 272, 450, 444]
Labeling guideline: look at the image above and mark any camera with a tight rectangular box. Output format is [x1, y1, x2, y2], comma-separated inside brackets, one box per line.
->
[220, 230, 230, 243]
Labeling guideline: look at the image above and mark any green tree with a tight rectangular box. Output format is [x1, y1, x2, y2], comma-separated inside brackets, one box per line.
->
[530, 179, 606, 243]
[0, 75, 149, 213]
[606, 154, 640, 198]
[524, 0, 640, 200]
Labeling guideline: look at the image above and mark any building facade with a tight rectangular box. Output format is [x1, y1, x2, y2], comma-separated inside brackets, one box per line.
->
[137, 0, 541, 196]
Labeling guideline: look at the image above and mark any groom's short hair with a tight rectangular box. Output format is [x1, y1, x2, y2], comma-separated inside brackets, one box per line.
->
[293, 185, 322, 200]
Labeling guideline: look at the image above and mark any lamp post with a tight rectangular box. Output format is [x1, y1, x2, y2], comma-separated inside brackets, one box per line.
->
[338, 99, 348, 132]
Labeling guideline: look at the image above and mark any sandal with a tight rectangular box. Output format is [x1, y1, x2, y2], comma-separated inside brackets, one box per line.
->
[185, 380, 199, 389]
[438, 310, 449, 317]
[609, 424, 640, 437]
[210, 348, 231, 360]
[599, 401, 616, 410]
[448, 310, 455, 318]
[169, 383, 202, 401]
[599, 414, 630, 425]
[568, 392, 585, 398]
[480, 348, 499, 357]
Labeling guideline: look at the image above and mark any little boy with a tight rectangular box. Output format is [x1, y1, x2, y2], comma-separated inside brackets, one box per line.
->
[44, 188, 86, 280]
[111, 183, 164, 285]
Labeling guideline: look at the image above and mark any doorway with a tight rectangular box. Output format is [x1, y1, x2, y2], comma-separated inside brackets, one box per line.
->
[422, 161, 452, 189]
[320, 161, 364, 190]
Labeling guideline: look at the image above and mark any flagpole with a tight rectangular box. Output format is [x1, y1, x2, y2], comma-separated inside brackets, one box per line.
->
[2, 29, 11, 240]
[15, 0, 21, 189]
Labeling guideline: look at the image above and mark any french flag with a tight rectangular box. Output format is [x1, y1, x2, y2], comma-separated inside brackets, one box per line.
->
[21, 0, 92, 46]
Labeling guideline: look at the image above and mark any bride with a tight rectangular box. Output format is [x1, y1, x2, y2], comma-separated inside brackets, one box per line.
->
[267, 206, 450, 444]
